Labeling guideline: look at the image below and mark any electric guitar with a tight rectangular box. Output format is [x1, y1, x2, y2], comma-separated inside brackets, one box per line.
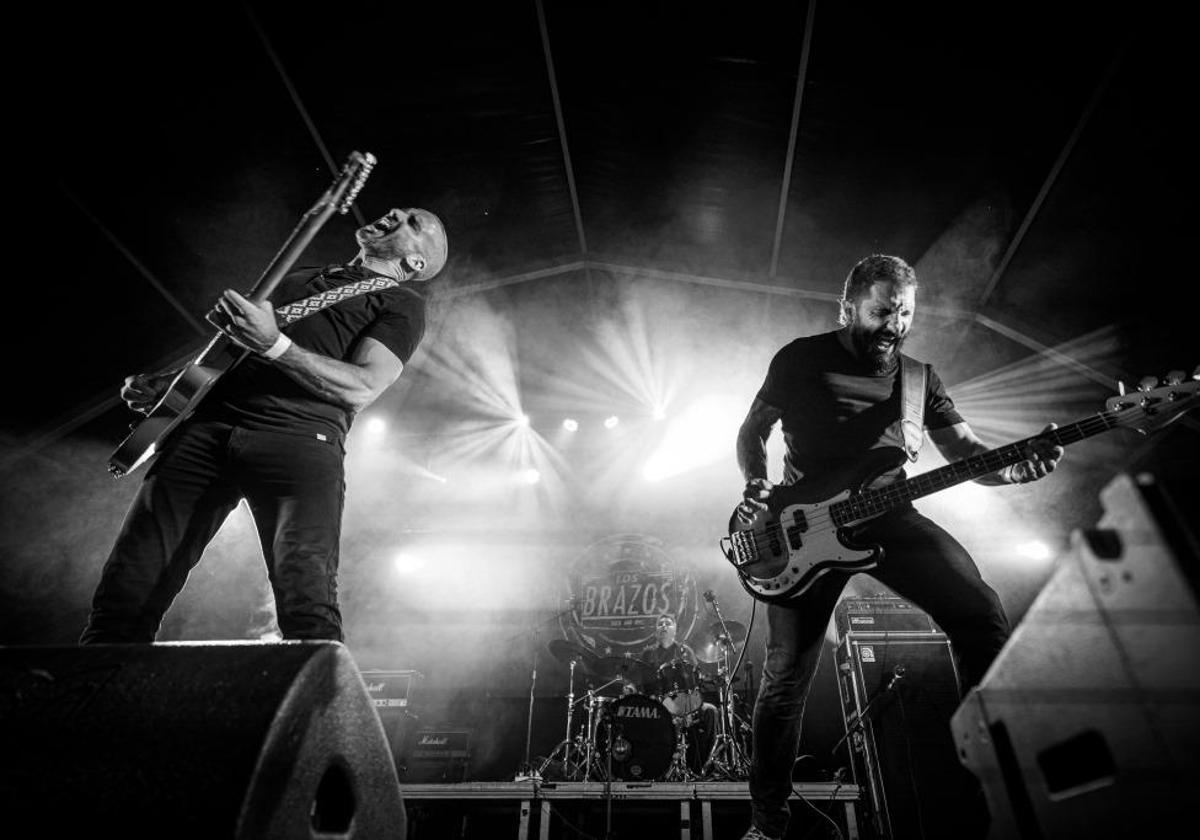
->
[720, 370, 1199, 604]
[107, 151, 377, 477]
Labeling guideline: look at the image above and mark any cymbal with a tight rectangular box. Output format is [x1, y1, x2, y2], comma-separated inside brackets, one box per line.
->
[547, 639, 595, 670]
[706, 620, 747, 645]
[590, 655, 652, 682]
[694, 621, 748, 663]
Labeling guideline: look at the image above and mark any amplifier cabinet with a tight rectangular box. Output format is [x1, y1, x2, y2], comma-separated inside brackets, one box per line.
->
[399, 727, 473, 783]
[360, 669, 422, 777]
[834, 595, 940, 637]
[835, 632, 980, 839]
[360, 669, 417, 710]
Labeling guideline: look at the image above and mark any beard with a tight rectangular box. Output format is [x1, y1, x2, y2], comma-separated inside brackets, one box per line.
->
[849, 323, 907, 374]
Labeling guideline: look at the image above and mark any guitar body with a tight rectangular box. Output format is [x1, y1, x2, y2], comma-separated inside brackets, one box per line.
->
[724, 448, 907, 604]
[721, 371, 1198, 605]
[107, 337, 244, 477]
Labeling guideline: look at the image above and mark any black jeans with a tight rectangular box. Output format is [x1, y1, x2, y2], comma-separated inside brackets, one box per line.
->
[748, 505, 1009, 838]
[81, 419, 346, 644]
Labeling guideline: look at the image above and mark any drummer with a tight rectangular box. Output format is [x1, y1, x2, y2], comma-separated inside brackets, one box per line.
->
[628, 614, 719, 774]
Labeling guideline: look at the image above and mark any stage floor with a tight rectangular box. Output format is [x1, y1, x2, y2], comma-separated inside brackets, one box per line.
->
[400, 781, 861, 839]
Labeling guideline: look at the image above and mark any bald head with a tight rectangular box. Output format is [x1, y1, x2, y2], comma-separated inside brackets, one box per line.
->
[355, 207, 448, 281]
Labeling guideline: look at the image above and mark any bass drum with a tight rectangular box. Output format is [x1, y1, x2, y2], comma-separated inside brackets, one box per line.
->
[597, 694, 676, 781]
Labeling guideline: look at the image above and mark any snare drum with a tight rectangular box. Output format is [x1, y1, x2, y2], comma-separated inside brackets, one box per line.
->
[597, 694, 676, 781]
[655, 658, 702, 717]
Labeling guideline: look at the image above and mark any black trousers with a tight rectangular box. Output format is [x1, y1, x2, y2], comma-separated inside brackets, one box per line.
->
[748, 505, 1009, 838]
[81, 419, 346, 644]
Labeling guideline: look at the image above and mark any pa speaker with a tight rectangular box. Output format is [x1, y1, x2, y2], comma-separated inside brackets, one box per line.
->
[952, 472, 1200, 840]
[0, 641, 407, 839]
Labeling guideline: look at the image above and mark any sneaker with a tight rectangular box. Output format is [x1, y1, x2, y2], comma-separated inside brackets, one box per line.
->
[740, 827, 782, 840]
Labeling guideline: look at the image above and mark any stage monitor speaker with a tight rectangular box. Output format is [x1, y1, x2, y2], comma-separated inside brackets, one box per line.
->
[952, 472, 1200, 840]
[0, 641, 407, 839]
[835, 630, 983, 839]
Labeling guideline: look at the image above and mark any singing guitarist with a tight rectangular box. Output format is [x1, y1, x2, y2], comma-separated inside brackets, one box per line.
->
[81, 207, 448, 645]
[733, 255, 1063, 840]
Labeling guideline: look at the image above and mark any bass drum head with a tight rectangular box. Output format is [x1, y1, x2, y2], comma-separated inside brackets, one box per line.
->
[597, 694, 676, 781]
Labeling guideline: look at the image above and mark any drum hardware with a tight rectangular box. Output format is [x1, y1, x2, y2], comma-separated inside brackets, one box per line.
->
[514, 612, 589, 782]
[698, 592, 753, 780]
[655, 658, 703, 717]
[596, 693, 677, 781]
[537, 651, 587, 780]
[590, 654, 653, 687]
[539, 640, 625, 781]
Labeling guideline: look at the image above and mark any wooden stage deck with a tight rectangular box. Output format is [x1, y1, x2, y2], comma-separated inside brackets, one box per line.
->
[400, 781, 861, 839]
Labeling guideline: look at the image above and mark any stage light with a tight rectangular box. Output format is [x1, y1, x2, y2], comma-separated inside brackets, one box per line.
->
[641, 394, 743, 482]
[393, 551, 427, 575]
[1016, 540, 1053, 561]
[363, 416, 387, 435]
[515, 468, 541, 485]
[563, 418, 579, 432]
[604, 415, 620, 429]
[517, 414, 531, 427]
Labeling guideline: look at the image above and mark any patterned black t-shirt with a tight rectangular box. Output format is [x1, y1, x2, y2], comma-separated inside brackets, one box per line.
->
[198, 264, 426, 444]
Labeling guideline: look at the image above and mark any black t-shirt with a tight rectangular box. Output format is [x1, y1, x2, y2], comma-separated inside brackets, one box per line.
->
[756, 331, 962, 488]
[199, 264, 426, 443]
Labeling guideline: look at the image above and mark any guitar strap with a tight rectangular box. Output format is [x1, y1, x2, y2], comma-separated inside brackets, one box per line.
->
[274, 271, 400, 326]
[899, 354, 926, 462]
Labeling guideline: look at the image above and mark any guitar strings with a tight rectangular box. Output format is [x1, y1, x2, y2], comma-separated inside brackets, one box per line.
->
[736, 410, 1126, 567]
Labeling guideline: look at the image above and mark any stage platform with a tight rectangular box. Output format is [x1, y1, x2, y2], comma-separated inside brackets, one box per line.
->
[400, 781, 861, 839]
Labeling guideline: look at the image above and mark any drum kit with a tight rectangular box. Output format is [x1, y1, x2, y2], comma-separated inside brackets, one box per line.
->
[538, 619, 753, 782]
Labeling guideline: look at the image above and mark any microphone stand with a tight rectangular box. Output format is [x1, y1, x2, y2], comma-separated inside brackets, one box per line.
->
[514, 602, 580, 782]
[700, 591, 751, 778]
[830, 666, 906, 760]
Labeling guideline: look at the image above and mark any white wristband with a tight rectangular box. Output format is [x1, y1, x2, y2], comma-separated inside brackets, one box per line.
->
[260, 333, 292, 361]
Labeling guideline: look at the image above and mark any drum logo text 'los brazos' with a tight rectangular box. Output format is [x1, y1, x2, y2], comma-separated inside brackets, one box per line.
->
[560, 533, 697, 655]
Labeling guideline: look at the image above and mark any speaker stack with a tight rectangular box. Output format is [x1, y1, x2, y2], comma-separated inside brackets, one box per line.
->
[952, 472, 1200, 839]
[833, 593, 981, 839]
[0, 640, 407, 839]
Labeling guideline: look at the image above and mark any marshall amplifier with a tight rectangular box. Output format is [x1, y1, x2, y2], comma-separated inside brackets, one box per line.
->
[399, 728, 473, 783]
[360, 670, 419, 775]
[410, 728, 472, 760]
[360, 670, 418, 710]
[834, 594, 940, 638]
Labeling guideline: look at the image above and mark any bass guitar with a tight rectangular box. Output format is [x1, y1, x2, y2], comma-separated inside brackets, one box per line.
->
[107, 150, 376, 477]
[720, 370, 1199, 604]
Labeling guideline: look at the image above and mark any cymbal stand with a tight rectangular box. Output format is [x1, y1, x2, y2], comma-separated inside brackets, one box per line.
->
[537, 656, 583, 779]
[700, 595, 752, 780]
[664, 717, 694, 781]
[513, 604, 578, 782]
[581, 677, 621, 781]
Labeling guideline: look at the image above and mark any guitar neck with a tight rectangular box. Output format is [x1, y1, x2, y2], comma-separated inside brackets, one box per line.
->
[193, 201, 340, 369]
[246, 203, 340, 304]
[832, 411, 1118, 525]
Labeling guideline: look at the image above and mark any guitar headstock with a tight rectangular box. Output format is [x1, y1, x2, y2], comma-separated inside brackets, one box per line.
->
[318, 151, 377, 216]
[1106, 367, 1200, 434]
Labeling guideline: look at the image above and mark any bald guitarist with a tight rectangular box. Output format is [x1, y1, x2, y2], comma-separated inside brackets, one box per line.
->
[733, 255, 1062, 840]
[82, 207, 447, 646]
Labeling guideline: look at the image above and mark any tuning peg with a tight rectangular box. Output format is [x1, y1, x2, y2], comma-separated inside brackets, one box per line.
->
[1164, 370, 1185, 385]
[1137, 376, 1159, 392]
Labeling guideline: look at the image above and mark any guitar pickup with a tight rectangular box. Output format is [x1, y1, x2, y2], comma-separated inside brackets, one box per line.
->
[785, 510, 807, 550]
